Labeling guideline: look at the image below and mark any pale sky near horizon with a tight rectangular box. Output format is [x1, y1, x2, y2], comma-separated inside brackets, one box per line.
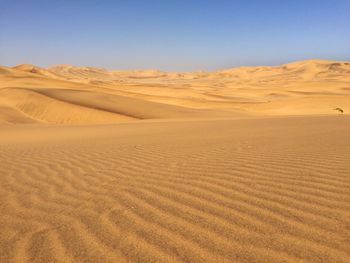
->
[0, 0, 349, 71]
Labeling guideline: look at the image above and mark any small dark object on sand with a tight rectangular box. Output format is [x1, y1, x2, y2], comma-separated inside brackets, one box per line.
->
[334, 108, 344, 114]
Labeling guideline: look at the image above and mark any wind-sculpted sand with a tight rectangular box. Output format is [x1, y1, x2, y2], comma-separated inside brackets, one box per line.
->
[1, 59, 350, 124]
[1, 117, 350, 262]
[0, 60, 350, 262]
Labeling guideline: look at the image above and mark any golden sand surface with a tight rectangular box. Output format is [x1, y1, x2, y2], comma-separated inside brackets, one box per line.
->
[0, 60, 349, 262]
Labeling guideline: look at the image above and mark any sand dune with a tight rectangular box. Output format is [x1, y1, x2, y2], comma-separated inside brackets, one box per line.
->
[0, 88, 136, 124]
[1, 60, 350, 262]
[1, 116, 349, 262]
[35, 88, 232, 120]
[1, 59, 349, 124]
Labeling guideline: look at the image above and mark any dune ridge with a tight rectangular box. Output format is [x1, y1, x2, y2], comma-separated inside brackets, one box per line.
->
[1, 59, 349, 124]
[0, 88, 136, 124]
[1, 60, 350, 262]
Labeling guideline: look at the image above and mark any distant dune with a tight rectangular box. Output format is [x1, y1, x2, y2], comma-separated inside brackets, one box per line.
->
[1, 60, 350, 263]
[1, 59, 349, 124]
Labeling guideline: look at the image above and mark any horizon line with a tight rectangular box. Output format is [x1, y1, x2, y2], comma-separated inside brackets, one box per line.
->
[5, 57, 350, 74]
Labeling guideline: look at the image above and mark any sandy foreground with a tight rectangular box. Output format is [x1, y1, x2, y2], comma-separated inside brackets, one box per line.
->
[0, 60, 350, 262]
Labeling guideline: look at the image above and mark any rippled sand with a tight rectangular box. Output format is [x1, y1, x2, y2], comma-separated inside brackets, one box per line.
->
[1, 60, 349, 262]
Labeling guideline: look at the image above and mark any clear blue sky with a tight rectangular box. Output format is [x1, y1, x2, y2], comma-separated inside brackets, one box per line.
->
[1, 0, 349, 71]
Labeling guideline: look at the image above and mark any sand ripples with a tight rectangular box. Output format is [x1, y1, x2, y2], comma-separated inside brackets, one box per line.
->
[1, 117, 350, 262]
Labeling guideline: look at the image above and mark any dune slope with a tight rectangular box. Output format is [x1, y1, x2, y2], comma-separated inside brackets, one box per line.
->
[0, 116, 350, 262]
[1, 59, 350, 124]
[1, 60, 350, 262]
[0, 88, 136, 124]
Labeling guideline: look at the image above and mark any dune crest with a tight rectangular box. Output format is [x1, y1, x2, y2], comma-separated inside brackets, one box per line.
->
[0, 60, 350, 123]
[1, 59, 350, 262]
[0, 59, 348, 124]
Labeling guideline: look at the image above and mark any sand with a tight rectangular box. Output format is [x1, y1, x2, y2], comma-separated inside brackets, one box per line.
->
[0, 60, 350, 262]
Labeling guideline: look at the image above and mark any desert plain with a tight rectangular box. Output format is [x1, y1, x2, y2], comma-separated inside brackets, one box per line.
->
[0, 60, 350, 262]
